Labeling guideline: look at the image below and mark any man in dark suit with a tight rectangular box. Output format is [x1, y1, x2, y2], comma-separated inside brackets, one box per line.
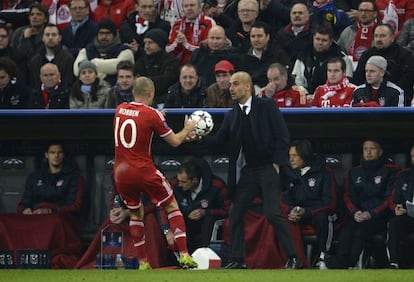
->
[203, 71, 299, 269]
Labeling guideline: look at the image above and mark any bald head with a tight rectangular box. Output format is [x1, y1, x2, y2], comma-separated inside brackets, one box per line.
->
[229, 71, 253, 104]
[40, 63, 61, 88]
[207, 25, 227, 51]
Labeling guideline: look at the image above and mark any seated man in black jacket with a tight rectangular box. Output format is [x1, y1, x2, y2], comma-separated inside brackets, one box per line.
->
[171, 158, 229, 254]
[328, 139, 399, 269]
[283, 139, 336, 269]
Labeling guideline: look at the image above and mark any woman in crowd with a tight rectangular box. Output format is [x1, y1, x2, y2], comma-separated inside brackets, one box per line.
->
[70, 60, 111, 109]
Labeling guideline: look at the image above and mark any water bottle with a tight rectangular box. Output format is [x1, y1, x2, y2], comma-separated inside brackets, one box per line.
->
[115, 254, 125, 269]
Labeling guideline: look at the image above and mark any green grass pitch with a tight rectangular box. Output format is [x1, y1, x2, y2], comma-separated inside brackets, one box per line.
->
[1, 269, 413, 282]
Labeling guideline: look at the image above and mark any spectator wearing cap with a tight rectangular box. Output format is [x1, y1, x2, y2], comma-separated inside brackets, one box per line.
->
[190, 25, 239, 86]
[352, 55, 404, 107]
[260, 63, 308, 108]
[92, 0, 135, 30]
[119, 0, 171, 60]
[70, 60, 112, 108]
[73, 18, 134, 86]
[205, 60, 235, 107]
[135, 28, 180, 108]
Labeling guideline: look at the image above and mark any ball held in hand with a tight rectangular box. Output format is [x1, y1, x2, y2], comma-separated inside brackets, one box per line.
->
[189, 110, 214, 136]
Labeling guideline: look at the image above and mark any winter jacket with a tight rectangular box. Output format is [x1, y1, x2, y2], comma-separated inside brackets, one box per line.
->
[283, 155, 336, 219]
[19, 159, 83, 214]
[344, 157, 398, 219]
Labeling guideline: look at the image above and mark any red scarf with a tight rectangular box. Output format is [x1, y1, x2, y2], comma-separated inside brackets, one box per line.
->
[179, 13, 204, 44]
[41, 82, 60, 109]
[136, 16, 149, 35]
[349, 19, 378, 61]
[323, 77, 353, 93]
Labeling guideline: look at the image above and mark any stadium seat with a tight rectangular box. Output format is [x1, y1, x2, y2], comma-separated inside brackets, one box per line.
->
[91, 155, 115, 225]
[155, 155, 185, 180]
[209, 155, 229, 184]
[0, 156, 36, 213]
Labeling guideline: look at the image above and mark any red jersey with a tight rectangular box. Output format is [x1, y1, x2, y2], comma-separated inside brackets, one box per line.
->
[261, 86, 308, 107]
[113, 102, 172, 183]
[312, 77, 356, 108]
[166, 13, 215, 65]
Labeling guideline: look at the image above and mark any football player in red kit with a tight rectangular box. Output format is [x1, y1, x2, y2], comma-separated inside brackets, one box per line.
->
[113, 76, 198, 269]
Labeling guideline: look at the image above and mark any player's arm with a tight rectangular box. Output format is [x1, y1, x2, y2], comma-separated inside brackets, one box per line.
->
[163, 115, 197, 147]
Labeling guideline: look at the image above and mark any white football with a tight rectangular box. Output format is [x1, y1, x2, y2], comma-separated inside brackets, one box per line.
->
[189, 110, 214, 137]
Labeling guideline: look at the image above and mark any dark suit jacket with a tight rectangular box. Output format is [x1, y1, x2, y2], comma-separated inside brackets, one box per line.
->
[205, 95, 290, 197]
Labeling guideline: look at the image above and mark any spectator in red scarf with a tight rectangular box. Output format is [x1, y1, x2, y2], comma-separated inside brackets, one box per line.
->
[312, 57, 356, 107]
[338, 0, 379, 66]
[31, 63, 70, 108]
[166, 0, 216, 65]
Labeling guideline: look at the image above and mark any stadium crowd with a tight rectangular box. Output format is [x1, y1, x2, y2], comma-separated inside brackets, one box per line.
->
[0, 0, 414, 109]
[1, 0, 414, 271]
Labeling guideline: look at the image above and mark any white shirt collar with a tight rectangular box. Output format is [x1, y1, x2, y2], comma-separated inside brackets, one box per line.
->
[239, 96, 252, 114]
[191, 179, 203, 200]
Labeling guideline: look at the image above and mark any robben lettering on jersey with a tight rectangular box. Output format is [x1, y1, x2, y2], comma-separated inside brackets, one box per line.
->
[114, 102, 172, 165]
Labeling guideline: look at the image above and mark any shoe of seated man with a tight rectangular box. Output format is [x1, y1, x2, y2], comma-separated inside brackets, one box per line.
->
[284, 257, 300, 269]
[316, 258, 328, 270]
[139, 261, 152, 270]
[389, 262, 399, 269]
[223, 261, 247, 269]
[179, 253, 198, 269]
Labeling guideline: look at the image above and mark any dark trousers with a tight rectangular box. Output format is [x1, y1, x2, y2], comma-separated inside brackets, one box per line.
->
[301, 211, 331, 253]
[337, 215, 388, 266]
[186, 215, 216, 254]
[388, 215, 414, 266]
[229, 164, 296, 262]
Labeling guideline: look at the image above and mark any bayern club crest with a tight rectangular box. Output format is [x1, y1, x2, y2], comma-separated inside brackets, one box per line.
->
[200, 199, 209, 208]
[374, 176, 382, 184]
[308, 178, 316, 187]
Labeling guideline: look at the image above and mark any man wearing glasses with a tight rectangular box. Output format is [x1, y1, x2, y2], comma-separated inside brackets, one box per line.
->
[338, 0, 378, 66]
[226, 0, 259, 54]
[61, 0, 98, 57]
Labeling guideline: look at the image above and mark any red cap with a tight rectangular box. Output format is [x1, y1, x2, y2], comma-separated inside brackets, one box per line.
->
[214, 60, 235, 73]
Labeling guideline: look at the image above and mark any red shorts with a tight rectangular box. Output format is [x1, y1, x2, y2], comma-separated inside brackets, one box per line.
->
[114, 164, 174, 210]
